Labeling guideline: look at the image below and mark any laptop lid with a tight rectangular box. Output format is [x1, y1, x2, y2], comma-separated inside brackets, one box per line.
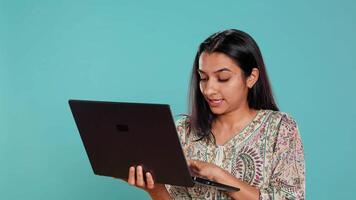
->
[69, 99, 240, 192]
[68, 99, 194, 187]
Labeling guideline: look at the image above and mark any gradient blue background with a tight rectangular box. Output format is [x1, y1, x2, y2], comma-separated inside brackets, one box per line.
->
[1, 0, 355, 199]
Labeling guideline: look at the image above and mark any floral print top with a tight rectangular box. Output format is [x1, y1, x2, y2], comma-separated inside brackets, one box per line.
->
[165, 110, 305, 200]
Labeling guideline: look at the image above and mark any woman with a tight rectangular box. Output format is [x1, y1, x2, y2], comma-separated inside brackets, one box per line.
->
[124, 29, 305, 200]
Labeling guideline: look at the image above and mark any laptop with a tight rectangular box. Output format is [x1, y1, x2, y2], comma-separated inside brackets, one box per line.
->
[68, 99, 240, 192]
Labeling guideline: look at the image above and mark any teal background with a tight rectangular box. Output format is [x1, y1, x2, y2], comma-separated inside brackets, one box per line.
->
[1, 0, 355, 199]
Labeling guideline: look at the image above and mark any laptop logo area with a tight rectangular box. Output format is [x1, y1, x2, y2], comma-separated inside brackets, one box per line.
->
[116, 124, 129, 133]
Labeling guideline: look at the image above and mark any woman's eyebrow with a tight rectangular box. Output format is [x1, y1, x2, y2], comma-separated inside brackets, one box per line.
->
[198, 68, 232, 74]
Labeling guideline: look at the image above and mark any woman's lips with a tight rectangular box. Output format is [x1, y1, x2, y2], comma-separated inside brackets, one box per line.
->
[207, 98, 224, 107]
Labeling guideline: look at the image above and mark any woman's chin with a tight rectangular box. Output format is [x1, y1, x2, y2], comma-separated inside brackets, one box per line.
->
[209, 107, 227, 115]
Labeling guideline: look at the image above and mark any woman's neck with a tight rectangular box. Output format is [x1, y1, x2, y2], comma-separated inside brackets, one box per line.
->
[213, 105, 258, 136]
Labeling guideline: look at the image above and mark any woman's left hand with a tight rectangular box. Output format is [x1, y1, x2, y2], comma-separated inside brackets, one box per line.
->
[187, 159, 226, 181]
[188, 159, 260, 200]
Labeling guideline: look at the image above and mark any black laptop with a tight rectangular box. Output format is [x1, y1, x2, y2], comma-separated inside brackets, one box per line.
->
[68, 99, 240, 192]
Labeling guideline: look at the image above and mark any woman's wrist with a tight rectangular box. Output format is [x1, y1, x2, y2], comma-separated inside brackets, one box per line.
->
[212, 166, 232, 183]
[146, 184, 171, 200]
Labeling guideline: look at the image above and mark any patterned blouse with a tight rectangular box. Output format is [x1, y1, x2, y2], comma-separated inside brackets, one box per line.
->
[165, 109, 305, 200]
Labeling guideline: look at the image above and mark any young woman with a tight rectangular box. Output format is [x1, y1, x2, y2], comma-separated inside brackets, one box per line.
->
[124, 29, 305, 200]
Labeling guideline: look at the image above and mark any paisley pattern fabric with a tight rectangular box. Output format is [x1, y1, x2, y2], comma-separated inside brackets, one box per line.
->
[165, 110, 305, 200]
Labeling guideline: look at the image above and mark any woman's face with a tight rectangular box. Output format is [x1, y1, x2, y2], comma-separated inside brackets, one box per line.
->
[198, 52, 250, 115]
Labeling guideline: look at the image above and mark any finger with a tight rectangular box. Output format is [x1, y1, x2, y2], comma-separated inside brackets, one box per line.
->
[146, 172, 155, 189]
[136, 165, 145, 187]
[187, 160, 195, 165]
[189, 160, 200, 171]
[189, 160, 200, 167]
[189, 168, 198, 176]
[187, 160, 192, 166]
[128, 166, 135, 186]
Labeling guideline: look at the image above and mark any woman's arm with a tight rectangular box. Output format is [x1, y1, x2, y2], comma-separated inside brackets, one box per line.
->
[214, 167, 260, 200]
[259, 114, 305, 200]
[188, 160, 260, 200]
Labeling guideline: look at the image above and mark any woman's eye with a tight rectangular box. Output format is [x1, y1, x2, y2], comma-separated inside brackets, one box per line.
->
[219, 78, 230, 82]
[199, 77, 229, 82]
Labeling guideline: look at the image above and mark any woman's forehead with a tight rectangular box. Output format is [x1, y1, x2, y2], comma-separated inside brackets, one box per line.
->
[198, 52, 240, 73]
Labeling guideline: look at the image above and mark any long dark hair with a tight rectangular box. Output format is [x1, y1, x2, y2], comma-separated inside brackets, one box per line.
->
[187, 29, 279, 142]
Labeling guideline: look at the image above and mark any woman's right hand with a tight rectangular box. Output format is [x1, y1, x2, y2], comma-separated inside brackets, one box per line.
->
[127, 165, 155, 190]
[125, 165, 171, 200]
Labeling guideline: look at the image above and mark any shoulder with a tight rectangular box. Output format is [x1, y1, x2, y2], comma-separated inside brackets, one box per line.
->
[267, 111, 302, 151]
[264, 110, 298, 130]
[275, 111, 298, 134]
[267, 112, 305, 168]
[262, 110, 301, 146]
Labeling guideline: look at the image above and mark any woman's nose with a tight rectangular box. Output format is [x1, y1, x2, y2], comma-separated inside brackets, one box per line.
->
[203, 80, 218, 96]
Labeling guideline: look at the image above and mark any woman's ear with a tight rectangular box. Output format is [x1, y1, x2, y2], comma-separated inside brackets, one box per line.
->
[247, 68, 259, 89]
